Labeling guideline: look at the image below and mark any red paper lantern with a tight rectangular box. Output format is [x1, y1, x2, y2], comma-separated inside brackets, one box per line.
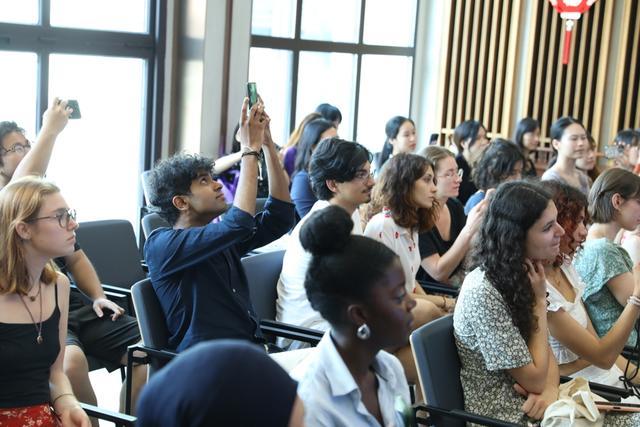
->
[549, 0, 598, 64]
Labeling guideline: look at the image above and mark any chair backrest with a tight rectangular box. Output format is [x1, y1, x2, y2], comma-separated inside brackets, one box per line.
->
[140, 170, 153, 205]
[131, 278, 172, 372]
[242, 250, 285, 321]
[410, 315, 466, 427]
[75, 219, 147, 289]
[141, 213, 170, 238]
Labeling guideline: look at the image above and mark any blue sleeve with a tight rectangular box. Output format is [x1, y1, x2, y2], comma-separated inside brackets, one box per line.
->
[235, 196, 295, 254]
[290, 172, 317, 218]
[144, 206, 256, 279]
[464, 191, 484, 215]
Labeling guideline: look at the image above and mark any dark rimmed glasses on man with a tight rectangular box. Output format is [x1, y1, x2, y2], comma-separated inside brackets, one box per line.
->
[0, 141, 32, 156]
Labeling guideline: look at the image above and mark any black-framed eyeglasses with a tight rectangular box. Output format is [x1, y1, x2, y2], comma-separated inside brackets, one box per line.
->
[0, 140, 32, 156]
[28, 208, 77, 229]
[353, 169, 374, 181]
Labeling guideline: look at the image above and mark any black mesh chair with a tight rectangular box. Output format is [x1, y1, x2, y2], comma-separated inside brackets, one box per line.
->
[80, 402, 136, 427]
[141, 212, 170, 238]
[242, 250, 324, 345]
[410, 315, 519, 426]
[75, 219, 147, 313]
[410, 315, 630, 426]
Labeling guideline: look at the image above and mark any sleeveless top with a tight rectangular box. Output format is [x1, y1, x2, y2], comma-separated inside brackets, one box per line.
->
[546, 263, 627, 387]
[0, 284, 60, 408]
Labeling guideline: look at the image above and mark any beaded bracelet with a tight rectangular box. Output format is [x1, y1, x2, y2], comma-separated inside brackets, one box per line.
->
[241, 149, 261, 159]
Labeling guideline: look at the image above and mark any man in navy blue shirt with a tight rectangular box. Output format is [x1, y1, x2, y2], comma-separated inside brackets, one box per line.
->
[144, 99, 294, 351]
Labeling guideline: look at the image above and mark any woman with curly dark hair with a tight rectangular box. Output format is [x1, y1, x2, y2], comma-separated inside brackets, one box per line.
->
[543, 180, 640, 394]
[453, 181, 564, 423]
[365, 153, 453, 315]
[364, 153, 450, 400]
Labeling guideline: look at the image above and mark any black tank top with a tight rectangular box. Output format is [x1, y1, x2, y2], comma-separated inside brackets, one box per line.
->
[0, 284, 60, 408]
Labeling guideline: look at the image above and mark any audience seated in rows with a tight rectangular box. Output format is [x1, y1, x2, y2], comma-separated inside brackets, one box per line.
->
[451, 120, 490, 204]
[541, 116, 591, 195]
[0, 176, 90, 427]
[544, 180, 640, 393]
[513, 117, 541, 177]
[276, 137, 373, 349]
[0, 100, 145, 424]
[137, 340, 304, 427]
[419, 146, 487, 287]
[144, 99, 294, 352]
[290, 118, 337, 218]
[294, 206, 413, 426]
[453, 180, 640, 425]
[371, 116, 417, 178]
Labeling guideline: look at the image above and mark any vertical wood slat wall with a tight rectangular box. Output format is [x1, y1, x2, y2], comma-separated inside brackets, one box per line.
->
[440, 0, 519, 143]
[437, 0, 640, 156]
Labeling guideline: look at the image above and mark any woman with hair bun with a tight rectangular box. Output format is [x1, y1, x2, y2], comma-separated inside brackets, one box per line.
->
[297, 205, 414, 426]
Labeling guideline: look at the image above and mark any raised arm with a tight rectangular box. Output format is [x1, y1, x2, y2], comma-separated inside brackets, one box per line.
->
[12, 97, 71, 181]
[262, 114, 291, 202]
[507, 260, 551, 394]
[549, 266, 640, 369]
[420, 198, 487, 283]
[212, 151, 242, 175]
[234, 98, 266, 216]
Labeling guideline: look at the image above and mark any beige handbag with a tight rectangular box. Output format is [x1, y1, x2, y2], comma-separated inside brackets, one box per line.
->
[541, 377, 605, 427]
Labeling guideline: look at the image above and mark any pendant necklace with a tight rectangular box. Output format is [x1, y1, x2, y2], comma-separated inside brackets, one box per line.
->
[27, 282, 41, 302]
[19, 282, 44, 344]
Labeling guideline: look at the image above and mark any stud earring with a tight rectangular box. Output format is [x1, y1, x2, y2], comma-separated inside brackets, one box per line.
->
[356, 323, 371, 340]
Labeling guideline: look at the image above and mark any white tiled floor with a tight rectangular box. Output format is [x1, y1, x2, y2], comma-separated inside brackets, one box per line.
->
[88, 368, 126, 426]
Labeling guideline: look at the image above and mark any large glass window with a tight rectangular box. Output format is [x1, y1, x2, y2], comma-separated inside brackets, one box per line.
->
[0, 51, 38, 136]
[0, 1, 159, 235]
[250, 0, 418, 153]
[0, 0, 38, 25]
[47, 54, 146, 226]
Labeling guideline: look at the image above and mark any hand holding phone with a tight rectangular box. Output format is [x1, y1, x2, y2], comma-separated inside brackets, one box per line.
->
[247, 82, 258, 108]
[66, 100, 81, 119]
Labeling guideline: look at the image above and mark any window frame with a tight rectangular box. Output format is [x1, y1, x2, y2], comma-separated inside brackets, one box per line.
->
[0, 0, 165, 171]
[250, 0, 419, 141]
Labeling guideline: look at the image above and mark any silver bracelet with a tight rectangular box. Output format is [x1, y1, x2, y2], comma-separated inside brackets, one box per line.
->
[627, 295, 640, 307]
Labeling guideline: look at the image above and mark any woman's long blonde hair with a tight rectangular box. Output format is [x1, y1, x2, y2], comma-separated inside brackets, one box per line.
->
[0, 176, 60, 295]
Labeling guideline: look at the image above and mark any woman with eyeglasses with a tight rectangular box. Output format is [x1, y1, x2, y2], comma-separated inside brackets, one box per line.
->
[0, 98, 71, 189]
[0, 176, 90, 427]
[418, 146, 487, 287]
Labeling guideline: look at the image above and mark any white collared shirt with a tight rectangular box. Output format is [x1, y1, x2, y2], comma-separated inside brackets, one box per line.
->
[296, 332, 410, 427]
[276, 200, 362, 348]
[364, 211, 419, 292]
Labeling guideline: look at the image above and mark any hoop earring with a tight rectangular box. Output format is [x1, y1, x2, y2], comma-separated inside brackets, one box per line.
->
[356, 324, 371, 340]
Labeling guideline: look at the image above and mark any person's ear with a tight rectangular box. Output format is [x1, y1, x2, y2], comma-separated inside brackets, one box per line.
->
[15, 221, 32, 240]
[172, 195, 190, 212]
[346, 303, 369, 328]
[325, 179, 339, 194]
[462, 137, 473, 151]
[551, 138, 561, 151]
[611, 193, 625, 210]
